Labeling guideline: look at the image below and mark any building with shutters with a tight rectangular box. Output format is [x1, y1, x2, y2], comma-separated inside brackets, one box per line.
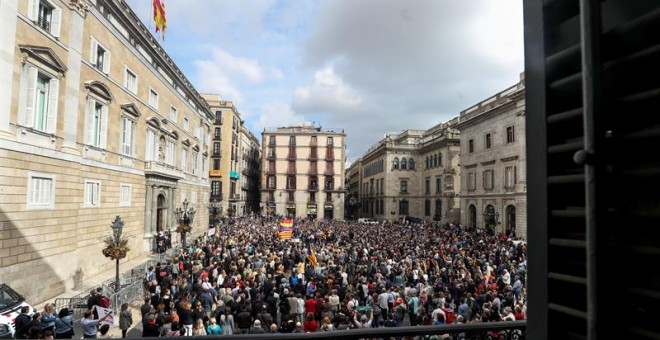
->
[350, 121, 461, 224]
[203, 95, 261, 221]
[0, 0, 212, 304]
[456, 74, 527, 237]
[261, 123, 346, 220]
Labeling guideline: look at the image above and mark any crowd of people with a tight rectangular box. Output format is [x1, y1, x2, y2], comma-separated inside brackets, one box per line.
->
[18, 216, 527, 338]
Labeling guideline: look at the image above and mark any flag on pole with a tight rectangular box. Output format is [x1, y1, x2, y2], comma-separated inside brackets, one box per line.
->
[153, 0, 167, 40]
[307, 246, 318, 268]
[278, 219, 293, 240]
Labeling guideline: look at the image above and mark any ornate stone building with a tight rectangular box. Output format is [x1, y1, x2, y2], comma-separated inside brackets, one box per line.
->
[0, 0, 212, 304]
[456, 73, 526, 237]
[353, 122, 461, 223]
[261, 123, 346, 219]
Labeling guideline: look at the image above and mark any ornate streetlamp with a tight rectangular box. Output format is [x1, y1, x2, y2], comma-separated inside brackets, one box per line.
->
[102, 216, 129, 292]
[174, 199, 196, 247]
[483, 205, 500, 235]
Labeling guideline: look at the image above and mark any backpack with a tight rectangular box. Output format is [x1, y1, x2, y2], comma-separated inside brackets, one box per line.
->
[100, 295, 110, 308]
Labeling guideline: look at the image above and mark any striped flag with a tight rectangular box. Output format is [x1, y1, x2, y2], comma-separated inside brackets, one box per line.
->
[278, 219, 293, 240]
[153, 0, 166, 39]
[307, 246, 318, 268]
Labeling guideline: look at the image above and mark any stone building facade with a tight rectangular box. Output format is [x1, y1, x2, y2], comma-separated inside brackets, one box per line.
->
[202, 95, 260, 220]
[354, 122, 461, 224]
[261, 123, 346, 220]
[0, 0, 212, 304]
[456, 73, 527, 237]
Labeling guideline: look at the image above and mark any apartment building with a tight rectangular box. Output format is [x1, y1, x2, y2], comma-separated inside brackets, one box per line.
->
[0, 0, 212, 304]
[456, 73, 526, 237]
[261, 123, 346, 219]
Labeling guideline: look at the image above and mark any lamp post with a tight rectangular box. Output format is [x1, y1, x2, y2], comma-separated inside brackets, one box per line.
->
[482, 205, 500, 235]
[348, 194, 357, 220]
[174, 199, 196, 248]
[101, 216, 127, 292]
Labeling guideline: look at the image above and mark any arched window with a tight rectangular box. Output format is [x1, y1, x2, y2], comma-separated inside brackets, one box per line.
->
[409, 158, 415, 170]
[401, 158, 408, 170]
[393, 157, 399, 170]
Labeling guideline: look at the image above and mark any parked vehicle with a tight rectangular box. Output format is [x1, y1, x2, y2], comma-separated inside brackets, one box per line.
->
[357, 218, 378, 225]
[0, 284, 34, 339]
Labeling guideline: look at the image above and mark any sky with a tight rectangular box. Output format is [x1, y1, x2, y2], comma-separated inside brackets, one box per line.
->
[126, 0, 524, 162]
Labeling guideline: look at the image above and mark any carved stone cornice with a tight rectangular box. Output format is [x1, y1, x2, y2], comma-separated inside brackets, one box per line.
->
[69, 0, 90, 17]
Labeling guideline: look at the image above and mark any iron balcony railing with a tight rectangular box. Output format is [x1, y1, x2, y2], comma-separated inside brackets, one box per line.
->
[154, 321, 526, 339]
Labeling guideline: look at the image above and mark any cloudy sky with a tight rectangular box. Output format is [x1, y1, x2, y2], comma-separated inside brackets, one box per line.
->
[126, 0, 524, 161]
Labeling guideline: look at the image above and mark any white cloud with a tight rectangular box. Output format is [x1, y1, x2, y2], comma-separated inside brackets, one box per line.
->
[192, 47, 283, 104]
[292, 66, 363, 114]
[257, 102, 306, 129]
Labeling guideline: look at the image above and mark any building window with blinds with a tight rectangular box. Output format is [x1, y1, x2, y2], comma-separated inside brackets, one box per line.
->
[26, 172, 55, 210]
[505, 166, 517, 190]
[83, 180, 101, 208]
[120, 116, 135, 156]
[468, 172, 476, 192]
[119, 184, 131, 207]
[21, 66, 59, 134]
[483, 170, 494, 191]
[84, 98, 108, 149]
[145, 129, 158, 161]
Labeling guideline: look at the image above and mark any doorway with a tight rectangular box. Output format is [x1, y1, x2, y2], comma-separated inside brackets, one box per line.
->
[156, 194, 165, 233]
[506, 205, 516, 236]
[468, 204, 477, 228]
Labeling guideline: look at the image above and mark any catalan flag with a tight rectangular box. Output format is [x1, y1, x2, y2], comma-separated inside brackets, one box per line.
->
[153, 0, 166, 40]
[307, 246, 318, 268]
[278, 219, 293, 240]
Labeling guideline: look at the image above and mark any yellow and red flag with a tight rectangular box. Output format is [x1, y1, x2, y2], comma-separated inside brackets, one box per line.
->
[153, 0, 166, 39]
[278, 219, 293, 240]
[307, 246, 318, 268]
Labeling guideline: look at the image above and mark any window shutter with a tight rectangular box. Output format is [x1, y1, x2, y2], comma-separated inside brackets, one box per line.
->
[51, 7, 61, 38]
[102, 51, 111, 74]
[85, 99, 95, 144]
[27, 0, 38, 21]
[89, 38, 98, 65]
[45, 78, 59, 133]
[145, 130, 154, 161]
[25, 66, 38, 128]
[99, 105, 108, 148]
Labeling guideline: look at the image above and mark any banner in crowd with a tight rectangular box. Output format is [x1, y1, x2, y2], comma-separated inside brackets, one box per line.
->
[95, 305, 114, 325]
[278, 219, 293, 240]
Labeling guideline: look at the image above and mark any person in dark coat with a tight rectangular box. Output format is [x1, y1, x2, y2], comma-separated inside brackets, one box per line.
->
[13, 306, 31, 339]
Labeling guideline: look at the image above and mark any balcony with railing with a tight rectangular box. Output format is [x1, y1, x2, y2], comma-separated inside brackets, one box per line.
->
[144, 161, 183, 179]
[309, 147, 318, 160]
[228, 193, 240, 201]
[287, 147, 296, 160]
[324, 183, 334, 191]
[307, 183, 319, 191]
[210, 193, 223, 201]
[325, 149, 334, 160]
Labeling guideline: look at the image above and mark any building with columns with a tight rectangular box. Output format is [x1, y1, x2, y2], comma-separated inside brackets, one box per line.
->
[0, 0, 212, 304]
[456, 73, 526, 237]
[352, 121, 461, 224]
[261, 123, 346, 219]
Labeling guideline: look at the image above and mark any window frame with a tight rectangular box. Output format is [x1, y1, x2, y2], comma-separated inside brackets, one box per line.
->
[506, 126, 516, 143]
[120, 114, 136, 157]
[148, 87, 159, 109]
[468, 139, 474, 153]
[83, 179, 101, 208]
[26, 171, 56, 210]
[124, 66, 138, 94]
[84, 96, 109, 149]
[119, 183, 131, 207]
[89, 36, 111, 74]
[28, 0, 61, 38]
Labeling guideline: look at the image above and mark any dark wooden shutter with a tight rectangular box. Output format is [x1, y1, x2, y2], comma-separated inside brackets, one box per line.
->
[525, 0, 660, 339]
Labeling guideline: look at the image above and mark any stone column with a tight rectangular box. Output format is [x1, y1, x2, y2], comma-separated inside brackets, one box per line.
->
[60, 1, 86, 154]
[166, 187, 173, 229]
[144, 185, 153, 234]
[151, 186, 158, 233]
[0, 0, 18, 139]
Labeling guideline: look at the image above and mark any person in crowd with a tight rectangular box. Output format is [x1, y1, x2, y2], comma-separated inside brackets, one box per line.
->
[41, 303, 56, 333]
[81, 310, 111, 339]
[118, 303, 132, 338]
[54, 308, 74, 339]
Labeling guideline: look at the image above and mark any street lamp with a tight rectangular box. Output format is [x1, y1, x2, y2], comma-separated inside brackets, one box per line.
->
[348, 194, 357, 220]
[101, 216, 128, 293]
[482, 205, 500, 235]
[174, 199, 196, 248]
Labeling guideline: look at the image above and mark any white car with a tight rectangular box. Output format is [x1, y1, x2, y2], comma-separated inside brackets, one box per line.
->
[357, 218, 378, 225]
[0, 284, 33, 339]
